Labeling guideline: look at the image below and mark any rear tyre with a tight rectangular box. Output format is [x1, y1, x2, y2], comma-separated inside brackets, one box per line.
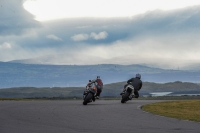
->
[83, 102, 87, 105]
[83, 93, 93, 105]
[121, 92, 129, 103]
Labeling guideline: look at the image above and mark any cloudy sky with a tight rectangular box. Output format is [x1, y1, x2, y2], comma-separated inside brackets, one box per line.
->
[1, 0, 200, 69]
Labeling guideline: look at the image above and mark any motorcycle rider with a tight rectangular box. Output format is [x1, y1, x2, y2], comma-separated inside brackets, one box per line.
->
[83, 80, 96, 102]
[91, 76, 103, 99]
[86, 80, 92, 90]
[120, 73, 142, 99]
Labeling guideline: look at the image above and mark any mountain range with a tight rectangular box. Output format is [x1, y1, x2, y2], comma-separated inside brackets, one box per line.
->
[8, 54, 200, 70]
[0, 61, 200, 88]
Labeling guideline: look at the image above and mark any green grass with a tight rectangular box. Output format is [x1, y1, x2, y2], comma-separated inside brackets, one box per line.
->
[142, 100, 200, 122]
[0, 98, 30, 101]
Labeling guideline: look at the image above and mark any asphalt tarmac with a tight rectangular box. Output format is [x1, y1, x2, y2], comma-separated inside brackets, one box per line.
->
[0, 100, 199, 133]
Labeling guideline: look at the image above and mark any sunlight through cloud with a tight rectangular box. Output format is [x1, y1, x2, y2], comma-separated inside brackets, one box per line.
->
[23, 0, 200, 21]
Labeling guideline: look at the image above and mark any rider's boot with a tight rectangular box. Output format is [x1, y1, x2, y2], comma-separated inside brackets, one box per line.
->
[92, 96, 96, 102]
[120, 91, 125, 95]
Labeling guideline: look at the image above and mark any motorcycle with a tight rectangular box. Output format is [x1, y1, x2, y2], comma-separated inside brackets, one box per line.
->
[83, 83, 97, 105]
[121, 84, 134, 103]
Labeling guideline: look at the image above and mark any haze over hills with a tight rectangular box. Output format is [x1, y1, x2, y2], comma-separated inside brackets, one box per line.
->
[8, 55, 200, 70]
[0, 61, 200, 88]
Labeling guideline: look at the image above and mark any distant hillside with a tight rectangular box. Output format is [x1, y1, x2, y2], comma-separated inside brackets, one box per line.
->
[103, 81, 200, 96]
[0, 81, 200, 98]
[0, 62, 200, 88]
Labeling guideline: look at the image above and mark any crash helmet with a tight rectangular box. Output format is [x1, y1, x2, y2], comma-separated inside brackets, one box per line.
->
[135, 73, 141, 79]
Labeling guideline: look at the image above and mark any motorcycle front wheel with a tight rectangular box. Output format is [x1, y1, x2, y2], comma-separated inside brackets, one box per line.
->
[83, 93, 93, 105]
[121, 92, 129, 103]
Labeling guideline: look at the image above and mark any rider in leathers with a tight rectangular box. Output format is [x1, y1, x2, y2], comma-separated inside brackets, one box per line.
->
[121, 73, 142, 99]
[91, 76, 103, 99]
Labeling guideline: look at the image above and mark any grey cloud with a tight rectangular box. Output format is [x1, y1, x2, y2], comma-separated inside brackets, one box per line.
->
[41, 18, 129, 44]
[0, 0, 40, 36]
[128, 5, 200, 35]
[33, 5, 200, 68]
[46, 34, 62, 41]
[1, 2, 200, 69]
[76, 25, 92, 29]
[40, 5, 200, 46]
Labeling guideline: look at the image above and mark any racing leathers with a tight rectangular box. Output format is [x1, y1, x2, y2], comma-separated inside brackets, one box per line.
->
[122, 77, 142, 98]
[91, 78, 103, 98]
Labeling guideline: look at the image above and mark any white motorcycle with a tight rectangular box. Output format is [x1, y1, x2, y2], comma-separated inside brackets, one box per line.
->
[121, 84, 134, 103]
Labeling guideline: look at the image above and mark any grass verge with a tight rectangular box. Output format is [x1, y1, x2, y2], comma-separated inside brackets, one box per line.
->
[0, 98, 30, 101]
[142, 100, 200, 122]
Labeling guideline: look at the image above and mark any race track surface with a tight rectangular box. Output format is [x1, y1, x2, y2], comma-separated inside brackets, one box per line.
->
[0, 100, 199, 133]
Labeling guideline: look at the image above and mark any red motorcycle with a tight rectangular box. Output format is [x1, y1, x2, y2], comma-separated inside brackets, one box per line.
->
[83, 83, 97, 105]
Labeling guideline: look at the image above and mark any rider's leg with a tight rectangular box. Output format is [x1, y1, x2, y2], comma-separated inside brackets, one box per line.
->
[96, 86, 102, 99]
[133, 90, 139, 98]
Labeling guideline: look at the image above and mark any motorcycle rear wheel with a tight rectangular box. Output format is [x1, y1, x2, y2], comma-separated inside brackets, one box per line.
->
[121, 92, 129, 103]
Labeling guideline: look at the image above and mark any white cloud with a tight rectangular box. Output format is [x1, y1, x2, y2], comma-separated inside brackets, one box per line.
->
[46, 34, 62, 41]
[2, 1, 200, 69]
[23, 0, 200, 21]
[76, 25, 92, 29]
[0, 43, 61, 62]
[2, 32, 200, 69]
[0, 42, 12, 49]
[71, 31, 108, 41]
[68, 33, 200, 69]
[71, 34, 89, 41]
[90, 31, 108, 40]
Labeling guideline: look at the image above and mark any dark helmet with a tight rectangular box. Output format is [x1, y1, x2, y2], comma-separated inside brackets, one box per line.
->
[136, 73, 141, 79]
[97, 76, 100, 79]
[89, 80, 91, 82]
